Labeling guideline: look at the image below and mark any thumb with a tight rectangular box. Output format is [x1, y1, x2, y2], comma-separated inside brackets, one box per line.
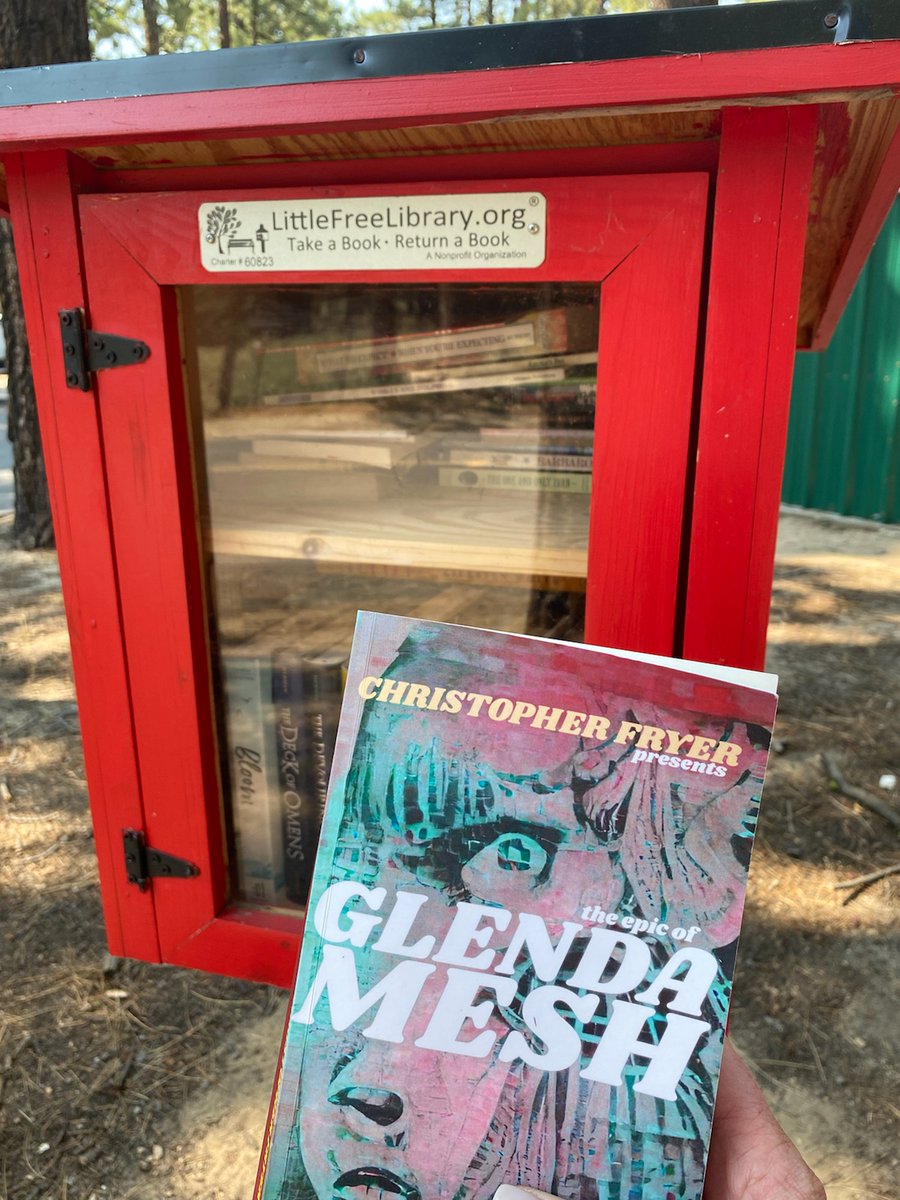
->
[493, 1189, 559, 1200]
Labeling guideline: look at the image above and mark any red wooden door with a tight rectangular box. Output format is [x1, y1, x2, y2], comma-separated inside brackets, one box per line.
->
[78, 173, 707, 985]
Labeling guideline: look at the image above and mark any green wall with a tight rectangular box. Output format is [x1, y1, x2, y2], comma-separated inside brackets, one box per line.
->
[784, 198, 900, 524]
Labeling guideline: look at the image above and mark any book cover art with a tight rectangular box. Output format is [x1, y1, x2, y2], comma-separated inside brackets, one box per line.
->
[257, 613, 778, 1200]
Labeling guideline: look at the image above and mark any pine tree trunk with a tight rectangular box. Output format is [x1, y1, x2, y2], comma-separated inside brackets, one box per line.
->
[219, 0, 232, 49]
[0, 0, 90, 549]
[142, 0, 161, 54]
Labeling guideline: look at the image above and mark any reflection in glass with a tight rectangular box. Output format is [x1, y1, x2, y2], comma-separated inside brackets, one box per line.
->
[181, 282, 599, 908]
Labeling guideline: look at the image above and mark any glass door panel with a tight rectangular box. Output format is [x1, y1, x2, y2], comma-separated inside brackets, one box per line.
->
[182, 281, 600, 909]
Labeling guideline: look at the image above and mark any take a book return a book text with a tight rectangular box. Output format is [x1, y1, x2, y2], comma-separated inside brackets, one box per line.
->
[256, 612, 778, 1200]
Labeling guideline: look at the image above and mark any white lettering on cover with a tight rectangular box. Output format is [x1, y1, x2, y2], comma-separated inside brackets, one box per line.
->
[313, 881, 385, 947]
[300, 884, 719, 1102]
[633, 947, 718, 1016]
[432, 902, 512, 970]
[494, 914, 584, 982]
[414, 969, 517, 1058]
[371, 890, 436, 960]
[499, 987, 600, 1071]
[293, 944, 435, 1043]
[567, 929, 652, 995]
[579, 1000, 710, 1102]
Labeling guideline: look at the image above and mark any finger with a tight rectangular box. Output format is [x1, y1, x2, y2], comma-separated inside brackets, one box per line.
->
[705, 1040, 826, 1200]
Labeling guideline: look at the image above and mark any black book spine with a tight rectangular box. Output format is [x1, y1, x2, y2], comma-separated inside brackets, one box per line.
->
[272, 650, 314, 906]
[303, 654, 345, 844]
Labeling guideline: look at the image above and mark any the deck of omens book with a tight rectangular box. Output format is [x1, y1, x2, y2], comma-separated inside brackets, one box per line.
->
[255, 612, 778, 1200]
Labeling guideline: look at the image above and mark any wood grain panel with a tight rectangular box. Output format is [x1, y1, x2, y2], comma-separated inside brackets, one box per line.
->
[799, 95, 900, 346]
[81, 108, 721, 172]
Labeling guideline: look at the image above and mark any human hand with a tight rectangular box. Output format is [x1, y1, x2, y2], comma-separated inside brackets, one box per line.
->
[702, 1038, 825, 1200]
[492, 1039, 825, 1200]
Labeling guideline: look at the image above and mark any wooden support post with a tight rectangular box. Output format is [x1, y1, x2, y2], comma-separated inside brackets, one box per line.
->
[683, 105, 818, 670]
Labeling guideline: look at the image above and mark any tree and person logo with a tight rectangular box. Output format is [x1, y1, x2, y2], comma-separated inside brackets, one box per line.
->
[205, 206, 269, 256]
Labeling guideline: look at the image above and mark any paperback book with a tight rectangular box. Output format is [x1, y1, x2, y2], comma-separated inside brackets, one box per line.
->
[274, 648, 347, 906]
[439, 467, 592, 495]
[296, 305, 595, 383]
[442, 449, 592, 471]
[256, 613, 778, 1200]
[224, 646, 346, 909]
[222, 655, 285, 906]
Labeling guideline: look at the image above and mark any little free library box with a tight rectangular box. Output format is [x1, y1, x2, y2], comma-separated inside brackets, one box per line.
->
[0, 0, 897, 985]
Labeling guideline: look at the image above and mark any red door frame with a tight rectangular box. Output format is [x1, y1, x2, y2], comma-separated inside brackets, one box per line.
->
[72, 172, 706, 985]
[4, 150, 162, 966]
[4, 106, 817, 986]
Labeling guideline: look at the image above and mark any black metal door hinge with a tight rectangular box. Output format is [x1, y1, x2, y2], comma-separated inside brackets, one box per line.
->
[60, 308, 150, 391]
[123, 829, 199, 891]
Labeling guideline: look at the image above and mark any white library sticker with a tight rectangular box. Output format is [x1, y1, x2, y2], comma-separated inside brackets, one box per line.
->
[199, 193, 547, 272]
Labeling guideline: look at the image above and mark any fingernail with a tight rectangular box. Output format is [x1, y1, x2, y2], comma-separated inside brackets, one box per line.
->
[493, 1188, 557, 1200]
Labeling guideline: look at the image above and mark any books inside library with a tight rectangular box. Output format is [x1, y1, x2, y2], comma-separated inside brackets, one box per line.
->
[185, 282, 600, 909]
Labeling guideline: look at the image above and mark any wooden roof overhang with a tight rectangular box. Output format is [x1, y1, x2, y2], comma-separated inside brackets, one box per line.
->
[0, 0, 897, 348]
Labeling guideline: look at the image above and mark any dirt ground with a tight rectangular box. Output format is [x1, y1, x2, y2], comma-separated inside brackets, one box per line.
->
[0, 509, 897, 1200]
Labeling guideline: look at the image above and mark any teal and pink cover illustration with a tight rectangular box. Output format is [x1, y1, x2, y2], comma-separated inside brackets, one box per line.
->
[256, 612, 778, 1200]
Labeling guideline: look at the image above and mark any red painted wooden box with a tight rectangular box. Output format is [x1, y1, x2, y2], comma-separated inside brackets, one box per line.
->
[0, 2, 897, 985]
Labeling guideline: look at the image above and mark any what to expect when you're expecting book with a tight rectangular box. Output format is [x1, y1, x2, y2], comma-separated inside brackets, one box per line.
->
[256, 612, 778, 1200]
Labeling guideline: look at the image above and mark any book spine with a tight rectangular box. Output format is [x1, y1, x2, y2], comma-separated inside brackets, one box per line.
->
[444, 448, 592, 471]
[478, 425, 594, 443]
[406, 350, 598, 383]
[261, 367, 566, 406]
[313, 318, 539, 375]
[222, 656, 285, 905]
[438, 466, 592, 494]
[272, 650, 315, 907]
[303, 655, 346, 841]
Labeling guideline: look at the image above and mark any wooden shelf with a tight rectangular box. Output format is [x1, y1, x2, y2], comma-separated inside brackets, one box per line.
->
[208, 488, 589, 586]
